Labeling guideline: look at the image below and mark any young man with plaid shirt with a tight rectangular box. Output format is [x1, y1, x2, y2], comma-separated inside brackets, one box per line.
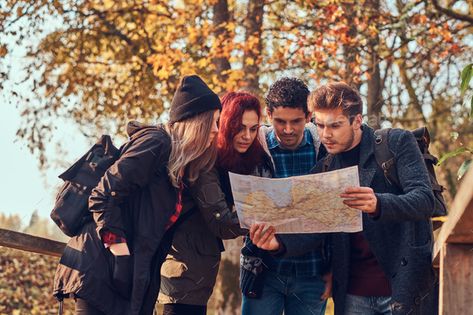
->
[241, 77, 329, 315]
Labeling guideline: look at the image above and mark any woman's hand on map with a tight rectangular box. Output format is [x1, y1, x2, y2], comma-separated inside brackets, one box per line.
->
[249, 223, 279, 251]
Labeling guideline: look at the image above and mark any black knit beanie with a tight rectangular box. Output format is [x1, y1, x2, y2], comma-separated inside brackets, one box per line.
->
[169, 75, 222, 123]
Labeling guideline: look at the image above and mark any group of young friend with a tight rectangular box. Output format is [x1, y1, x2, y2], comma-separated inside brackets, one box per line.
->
[54, 75, 437, 315]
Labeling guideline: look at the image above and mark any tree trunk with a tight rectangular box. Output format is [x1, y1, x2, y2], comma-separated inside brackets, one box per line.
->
[243, 1, 264, 94]
[212, 0, 232, 82]
[209, 239, 242, 315]
[366, 0, 383, 129]
[367, 53, 382, 129]
[394, 2, 427, 128]
[397, 50, 427, 128]
[342, 2, 360, 87]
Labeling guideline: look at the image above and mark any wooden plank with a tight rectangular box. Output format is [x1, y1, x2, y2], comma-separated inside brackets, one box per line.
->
[434, 167, 473, 261]
[0, 228, 66, 257]
[439, 243, 473, 315]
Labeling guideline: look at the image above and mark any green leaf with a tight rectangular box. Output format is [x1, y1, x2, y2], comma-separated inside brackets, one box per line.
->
[457, 159, 472, 180]
[437, 147, 470, 165]
[461, 64, 473, 95]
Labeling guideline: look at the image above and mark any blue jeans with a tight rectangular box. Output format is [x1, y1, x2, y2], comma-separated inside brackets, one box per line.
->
[241, 271, 327, 315]
[344, 294, 392, 315]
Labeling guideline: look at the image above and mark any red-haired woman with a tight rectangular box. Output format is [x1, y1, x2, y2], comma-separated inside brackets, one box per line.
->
[158, 91, 273, 315]
[216, 91, 273, 202]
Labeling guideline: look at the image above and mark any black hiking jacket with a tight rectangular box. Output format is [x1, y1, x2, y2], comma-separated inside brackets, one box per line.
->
[54, 123, 178, 315]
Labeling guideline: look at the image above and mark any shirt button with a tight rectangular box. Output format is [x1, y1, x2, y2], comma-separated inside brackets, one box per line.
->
[111, 191, 117, 196]
[215, 212, 221, 219]
[400, 258, 408, 266]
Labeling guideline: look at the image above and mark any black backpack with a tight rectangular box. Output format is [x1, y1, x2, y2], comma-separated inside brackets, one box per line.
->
[322, 127, 447, 229]
[373, 127, 447, 229]
[50, 135, 120, 237]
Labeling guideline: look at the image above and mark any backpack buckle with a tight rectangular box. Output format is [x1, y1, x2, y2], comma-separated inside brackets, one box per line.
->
[375, 135, 382, 144]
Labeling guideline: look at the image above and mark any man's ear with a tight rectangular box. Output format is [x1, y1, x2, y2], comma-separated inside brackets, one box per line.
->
[305, 111, 313, 123]
[266, 108, 273, 122]
[353, 114, 363, 129]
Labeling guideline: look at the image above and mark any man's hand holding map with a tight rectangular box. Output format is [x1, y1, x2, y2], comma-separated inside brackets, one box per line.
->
[229, 166, 362, 233]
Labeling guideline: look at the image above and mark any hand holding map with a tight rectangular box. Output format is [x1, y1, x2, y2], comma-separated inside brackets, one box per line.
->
[229, 166, 362, 233]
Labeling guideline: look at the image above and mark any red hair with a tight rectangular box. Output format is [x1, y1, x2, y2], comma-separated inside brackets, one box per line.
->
[217, 91, 265, 175]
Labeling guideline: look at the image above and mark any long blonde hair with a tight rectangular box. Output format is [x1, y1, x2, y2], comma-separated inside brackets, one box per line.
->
[166, 110, 218, 187]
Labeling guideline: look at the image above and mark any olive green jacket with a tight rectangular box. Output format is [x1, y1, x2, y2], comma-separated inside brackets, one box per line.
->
[158, 167, 246, 305]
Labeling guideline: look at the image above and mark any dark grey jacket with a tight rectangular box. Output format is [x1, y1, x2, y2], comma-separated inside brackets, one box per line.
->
[279, 125, 437, 315]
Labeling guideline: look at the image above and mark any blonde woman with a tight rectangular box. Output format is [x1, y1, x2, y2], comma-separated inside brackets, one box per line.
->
[158, 91, 270, 315]
[53, 75, 237, 315]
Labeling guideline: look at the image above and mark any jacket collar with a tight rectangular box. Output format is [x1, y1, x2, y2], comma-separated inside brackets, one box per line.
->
[358, 124, 378, 187]
[359, 124, 376, 169]
[126, 120, 158, 138]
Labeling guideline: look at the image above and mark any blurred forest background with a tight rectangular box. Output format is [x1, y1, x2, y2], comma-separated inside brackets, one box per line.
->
[0, 0, 472, 314]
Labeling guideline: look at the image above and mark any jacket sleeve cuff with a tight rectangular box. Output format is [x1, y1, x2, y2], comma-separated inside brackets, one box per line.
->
[100, 230, 127, 248]
[269, 235, 287, 257]
[369, 195, 382, 220]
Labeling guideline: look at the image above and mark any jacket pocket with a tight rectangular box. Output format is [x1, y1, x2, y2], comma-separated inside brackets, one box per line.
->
[111, 255, 133, 299]
[104, 247, 133, 300]
[408, 221, 433, 248]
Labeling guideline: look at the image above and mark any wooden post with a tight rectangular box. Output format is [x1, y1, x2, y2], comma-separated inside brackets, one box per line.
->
[434, 167, 473, 314]
[0, 228, 66, 257]
[434, 168, 473, 259]
[439, 243, 473, 315]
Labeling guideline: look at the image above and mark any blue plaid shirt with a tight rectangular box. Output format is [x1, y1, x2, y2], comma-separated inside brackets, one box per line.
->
[263, 128, 325, 277]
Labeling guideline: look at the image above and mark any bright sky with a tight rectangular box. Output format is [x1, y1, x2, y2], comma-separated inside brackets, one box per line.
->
[0, 95, 89, 226]
[0, 12, 90, 228]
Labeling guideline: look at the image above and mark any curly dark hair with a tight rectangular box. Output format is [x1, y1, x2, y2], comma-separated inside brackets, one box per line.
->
[265, 77, 310, 115]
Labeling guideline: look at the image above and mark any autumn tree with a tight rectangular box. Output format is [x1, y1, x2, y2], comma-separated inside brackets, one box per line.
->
[2, 0, 471, 168]
[1, 1, 472, 313]
[0, 213, 22, 231]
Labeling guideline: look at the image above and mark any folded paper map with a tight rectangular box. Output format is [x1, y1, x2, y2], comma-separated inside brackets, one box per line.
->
[229, 166, 362, 233]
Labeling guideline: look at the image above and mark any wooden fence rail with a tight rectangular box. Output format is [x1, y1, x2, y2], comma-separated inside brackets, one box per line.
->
[0, 227, 65, 257]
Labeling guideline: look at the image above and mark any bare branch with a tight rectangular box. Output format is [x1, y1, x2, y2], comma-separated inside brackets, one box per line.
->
[432, 0, 473, 25]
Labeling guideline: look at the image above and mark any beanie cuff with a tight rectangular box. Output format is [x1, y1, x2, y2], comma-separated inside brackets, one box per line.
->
[169, 93, 221, 123]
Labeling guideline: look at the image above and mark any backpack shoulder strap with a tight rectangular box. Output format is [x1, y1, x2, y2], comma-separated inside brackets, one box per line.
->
[373, 128, 400, 187]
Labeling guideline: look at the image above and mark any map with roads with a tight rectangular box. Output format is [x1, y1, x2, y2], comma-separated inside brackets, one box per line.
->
[229, 166, 362, 233]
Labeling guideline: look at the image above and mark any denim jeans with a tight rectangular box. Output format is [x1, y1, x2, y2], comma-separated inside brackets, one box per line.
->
[344, 294, 392, 315]
[241, 271, 327, 315]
